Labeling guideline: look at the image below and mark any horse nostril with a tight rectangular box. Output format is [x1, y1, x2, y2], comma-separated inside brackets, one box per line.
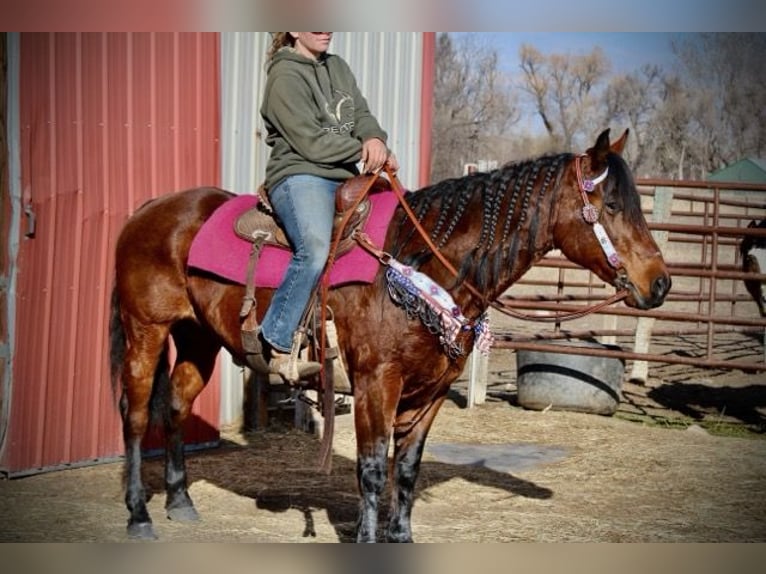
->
[652, 274, 671, 301]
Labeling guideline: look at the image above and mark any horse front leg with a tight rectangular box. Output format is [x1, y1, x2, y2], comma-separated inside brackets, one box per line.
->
[387, 394, 447, 543]
[353, 375, 400, 543]
[355, 437, 390, 542]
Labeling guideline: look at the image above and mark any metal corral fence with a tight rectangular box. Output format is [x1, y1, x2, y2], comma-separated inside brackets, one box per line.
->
[467, 179, 766, 404]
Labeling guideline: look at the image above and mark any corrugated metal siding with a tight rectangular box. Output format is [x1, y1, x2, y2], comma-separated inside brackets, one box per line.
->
[2, 32, 221, 475]
[220, 32, 424, 194]
[0, 34, 12, 469]
[218, 32, 272, 423]
[332, 32, 424, 190]
[220, 32, 271, 197]
[218, 32, 429, 424]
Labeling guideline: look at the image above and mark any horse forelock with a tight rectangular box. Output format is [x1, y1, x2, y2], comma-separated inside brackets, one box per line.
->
[606, 153, 643, 227]
[396, 153, 571, 293]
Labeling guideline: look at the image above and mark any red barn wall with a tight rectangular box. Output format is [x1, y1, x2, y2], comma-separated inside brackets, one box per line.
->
[2, 32, 221, 475]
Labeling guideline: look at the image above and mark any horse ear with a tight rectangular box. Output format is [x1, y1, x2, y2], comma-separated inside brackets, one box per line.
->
[587, 129, 611, 168]
[610, 128, 630, 155]
[748, 220, 757, 228]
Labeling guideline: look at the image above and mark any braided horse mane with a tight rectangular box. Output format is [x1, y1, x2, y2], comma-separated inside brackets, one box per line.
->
[392, 152, 572, 292]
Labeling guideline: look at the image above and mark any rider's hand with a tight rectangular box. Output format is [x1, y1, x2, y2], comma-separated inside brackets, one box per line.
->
[361, 138, 392, 174]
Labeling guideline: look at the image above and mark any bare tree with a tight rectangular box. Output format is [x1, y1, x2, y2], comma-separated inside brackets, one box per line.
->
[603, 65, 665, 177]
[431, 33, 519, 182]
[518, 43, 610, 150]
[604, 35, 766, 180]
[672, 33, 766, 176]
[435, 33, 765, 181]
[653, 75, 701, 179]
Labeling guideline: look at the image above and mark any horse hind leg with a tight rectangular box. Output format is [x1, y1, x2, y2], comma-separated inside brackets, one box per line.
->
[118, 321, 172, 540]
[163, 320, 220, 523]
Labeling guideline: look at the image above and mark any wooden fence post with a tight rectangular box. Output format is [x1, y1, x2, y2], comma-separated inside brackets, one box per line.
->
[466, 348, 489, 407]
[629, 186, 673, 383]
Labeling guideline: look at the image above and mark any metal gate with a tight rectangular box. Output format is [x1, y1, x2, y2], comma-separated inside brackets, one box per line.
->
[468, 179, 766, 403]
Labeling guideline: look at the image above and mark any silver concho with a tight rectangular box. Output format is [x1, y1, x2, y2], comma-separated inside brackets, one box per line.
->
[582, 203, 599, 223]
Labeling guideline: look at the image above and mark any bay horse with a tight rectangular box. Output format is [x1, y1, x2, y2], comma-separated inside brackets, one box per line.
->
[109, 129, 670, 541]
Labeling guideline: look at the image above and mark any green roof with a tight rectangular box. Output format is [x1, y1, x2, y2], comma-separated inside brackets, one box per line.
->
[708, 158, 766, 184]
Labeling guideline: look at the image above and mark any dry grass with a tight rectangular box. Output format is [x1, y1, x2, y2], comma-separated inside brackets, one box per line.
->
[2, 328, 764, 542]
[1, 396, 764, 542]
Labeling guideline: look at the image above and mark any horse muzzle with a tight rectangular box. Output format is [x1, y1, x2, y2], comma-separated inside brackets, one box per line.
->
[618, 268, 671, 310]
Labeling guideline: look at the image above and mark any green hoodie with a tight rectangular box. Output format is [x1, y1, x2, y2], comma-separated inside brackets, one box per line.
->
[260, 47, 388, 190]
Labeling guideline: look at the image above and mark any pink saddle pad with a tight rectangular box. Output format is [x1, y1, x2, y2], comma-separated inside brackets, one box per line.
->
[188, 191, 399, 288]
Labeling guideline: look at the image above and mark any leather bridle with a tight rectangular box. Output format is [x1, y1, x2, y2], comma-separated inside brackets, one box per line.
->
[355, 163, 630, 324]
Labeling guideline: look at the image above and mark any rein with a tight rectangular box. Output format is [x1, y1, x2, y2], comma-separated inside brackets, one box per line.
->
[370, 164, 629, 324]
[315, 173, 383, 474]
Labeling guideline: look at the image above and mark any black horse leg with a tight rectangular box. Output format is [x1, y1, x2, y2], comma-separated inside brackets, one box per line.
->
[386, 395, 447, 543]
[163, 325, 218, 522]
[120, 327, 169, 540]
[121, 393, 156, 540]
[162, 374, 198, 522]
[163, 420, 199, 521]
[355, 437, 390, 542]
[386, 436, 426, 542]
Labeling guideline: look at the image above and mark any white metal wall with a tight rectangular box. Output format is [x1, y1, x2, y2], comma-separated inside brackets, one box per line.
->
[331, 32, 424, 189]
[218, 32, 426, 424]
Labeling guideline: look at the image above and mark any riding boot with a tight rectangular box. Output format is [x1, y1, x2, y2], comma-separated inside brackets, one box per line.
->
[268, 330, 321, 383]
[269, 350, 321, 383]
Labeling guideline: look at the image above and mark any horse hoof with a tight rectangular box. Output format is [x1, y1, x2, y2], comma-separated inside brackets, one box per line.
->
[127, 521, 158, 540]
[387, 534, 414, 543]
[167, 505, 200, 522]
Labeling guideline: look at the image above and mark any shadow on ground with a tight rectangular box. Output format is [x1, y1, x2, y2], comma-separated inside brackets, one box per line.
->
[138, 426, 553, 542]
[646, 382, 766, 431]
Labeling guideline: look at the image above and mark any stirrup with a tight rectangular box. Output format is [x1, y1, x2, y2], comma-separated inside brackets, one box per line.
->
[323, 311, 352, 394]
[269, 351, 321, 383]
[269, 330, 320, 383]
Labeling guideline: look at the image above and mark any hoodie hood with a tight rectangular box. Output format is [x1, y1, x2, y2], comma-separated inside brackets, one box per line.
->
[267, 47, 335, 107]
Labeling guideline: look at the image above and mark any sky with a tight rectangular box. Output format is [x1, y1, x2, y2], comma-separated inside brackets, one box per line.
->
[461, 32, 687, 75]
[4, 0, 765, 31]
[452, 32, 694, 136]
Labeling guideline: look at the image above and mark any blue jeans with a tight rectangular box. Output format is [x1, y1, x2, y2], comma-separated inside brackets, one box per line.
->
[261, 174, 338, 352]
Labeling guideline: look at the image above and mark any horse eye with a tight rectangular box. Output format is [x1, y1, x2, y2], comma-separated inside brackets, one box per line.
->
[604, 198, 620, 214]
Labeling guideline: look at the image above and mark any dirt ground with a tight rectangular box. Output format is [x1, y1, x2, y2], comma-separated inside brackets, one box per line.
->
[1, 331, 765, 543]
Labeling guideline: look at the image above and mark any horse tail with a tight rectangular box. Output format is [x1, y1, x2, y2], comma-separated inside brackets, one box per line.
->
[148, 343, 171, 427]
[108, 284, 126, 403]
[108, 285, 170, 426]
